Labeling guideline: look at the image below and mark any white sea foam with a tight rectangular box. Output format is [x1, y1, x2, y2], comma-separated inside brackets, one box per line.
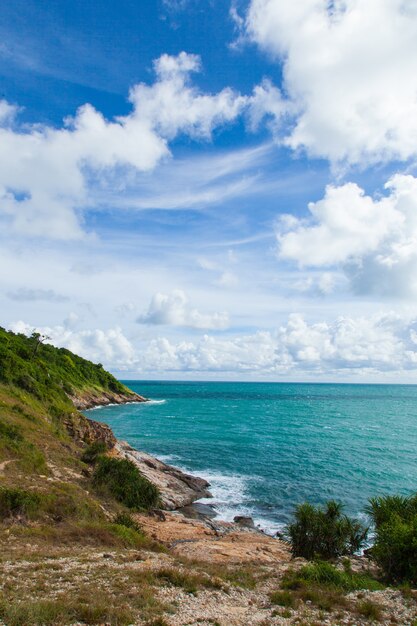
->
[144, 399, 166, 405]
[156, 454, 181, 464]
[186, 468, 282, 536]
[87, 402, 119, 411]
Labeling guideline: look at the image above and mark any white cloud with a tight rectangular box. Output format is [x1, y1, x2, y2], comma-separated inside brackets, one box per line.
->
[277, 174, 417, 297]
[137, 289, 230, 329]
[215, 271, 239, 288]
[10, 320, 135, 366]
[0, 52, 247, 239]
[11, 311, 417, 377]
[246, 0, 417, 165]
[139, 312, 417, 375]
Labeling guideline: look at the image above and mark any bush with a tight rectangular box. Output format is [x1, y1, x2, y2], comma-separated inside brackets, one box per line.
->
[0, 487, 41, 519]
[366, 494, 417, 584]
[357, 599, 383, 621]
[286, 500, 368, 560]
[281, 561, 383, 593]
[81, 441, 107, 464]
[113, 512, 142, 532]
[93, 457, 160, 510]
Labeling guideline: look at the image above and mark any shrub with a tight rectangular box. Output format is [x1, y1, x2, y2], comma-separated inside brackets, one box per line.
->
[285, 500, 368, 560]
[81, 441, 107, 464]
[0, 487, 41, 519]
[113, 512, 142, 532]
[93, 456, 160, 510]
[270, 590, 298, 608]
[275, 562, 382, 615]
[366, 494, 417, 584]
[281, 561, 383, 593]
[357, 599, 382, 621]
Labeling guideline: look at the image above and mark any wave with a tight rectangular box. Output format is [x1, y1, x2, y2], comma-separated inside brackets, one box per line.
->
[144, 399, 166, 405]
[87, 402, 120, 411]
[179, 467, 282, 536]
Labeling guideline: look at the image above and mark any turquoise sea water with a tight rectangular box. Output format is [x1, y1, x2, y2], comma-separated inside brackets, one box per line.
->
[87, 381, 417, 533]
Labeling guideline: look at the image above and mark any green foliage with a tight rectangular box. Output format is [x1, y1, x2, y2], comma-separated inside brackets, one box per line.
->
[81, 441, 107, 464]
[366, 493, 417, 584]
[0, 416, 47, 473]
[281, 561, 383, 593]
[93, 456, 160, 510]
[113, 511, 142, 532]
[286, 500, 368, 560]
[274, 561, 383, 615]
[0, 595, 135, 626]
[0, 487, 41, 519]
[0, 326, 133, 415]
[270, 590, 298, 608]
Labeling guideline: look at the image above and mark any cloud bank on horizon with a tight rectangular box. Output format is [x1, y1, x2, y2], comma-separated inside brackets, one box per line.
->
[3, 0, 417, 381]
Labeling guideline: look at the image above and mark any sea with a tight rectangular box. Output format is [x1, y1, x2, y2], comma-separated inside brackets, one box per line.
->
[87, 381, 417, 535]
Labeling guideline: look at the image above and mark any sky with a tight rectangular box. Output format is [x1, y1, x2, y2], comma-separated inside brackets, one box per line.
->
[3, 0, 417, 382]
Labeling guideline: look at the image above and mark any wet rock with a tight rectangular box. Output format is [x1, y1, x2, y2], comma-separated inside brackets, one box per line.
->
[179, 502, 217, 521]
[233, 516, 255, 529]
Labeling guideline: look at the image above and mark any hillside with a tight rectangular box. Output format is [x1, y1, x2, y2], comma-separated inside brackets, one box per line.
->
[0, 327, 416, 626]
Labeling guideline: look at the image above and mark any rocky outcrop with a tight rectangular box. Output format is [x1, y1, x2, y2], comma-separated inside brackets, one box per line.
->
[63, 412, 117, 448]
[69, 389, 147, 410]
[115, 441, 212, 510]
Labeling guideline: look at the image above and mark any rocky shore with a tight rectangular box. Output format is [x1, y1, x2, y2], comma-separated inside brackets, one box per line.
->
[70, 388, 147, 410]
[114, 440, 212, 510]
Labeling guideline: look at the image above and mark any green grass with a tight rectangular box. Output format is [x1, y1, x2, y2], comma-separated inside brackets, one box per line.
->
[282, 561, 384, 593]
[0, 596, 136, 626]
[270, 590, 298, 608]
[154, 568, 224, 594]
[270, 561, 384, 614]
[0, 487, 41, 520]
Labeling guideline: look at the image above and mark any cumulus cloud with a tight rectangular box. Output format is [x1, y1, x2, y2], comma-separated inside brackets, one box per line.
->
[137, 290, 230, 330]
[10, 311, 417, 376]
[10, 320, 135, 366]
[139, 312, 417, 375]
[0, 52, 246, 239]
[277, 174, 417, 297]
[245, 0, 417, 165]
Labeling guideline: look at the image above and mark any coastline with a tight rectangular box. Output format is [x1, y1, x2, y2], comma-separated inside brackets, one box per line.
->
[82, 393, 273, 536]
[71, 388, 147, 411]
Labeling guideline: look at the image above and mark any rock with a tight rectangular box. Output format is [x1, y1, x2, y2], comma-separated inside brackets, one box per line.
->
[150, 509, 167, 522]
[179, 503, 217, 521]
[69, 389, 147, 410]
[233, 516, 255, 529]
[115, 441, 212, 510]
[63, 412, 117, 449]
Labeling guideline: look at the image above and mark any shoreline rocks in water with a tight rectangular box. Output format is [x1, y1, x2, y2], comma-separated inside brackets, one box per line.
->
[115, 440, 212, 510]
[71, 389, 147, 411]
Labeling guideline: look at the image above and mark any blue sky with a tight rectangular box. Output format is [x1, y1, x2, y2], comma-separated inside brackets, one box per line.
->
[3, 0, 417, 381]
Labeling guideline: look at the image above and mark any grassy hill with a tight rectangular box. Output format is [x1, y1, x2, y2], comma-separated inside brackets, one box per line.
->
[0, 326, 156, 532]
